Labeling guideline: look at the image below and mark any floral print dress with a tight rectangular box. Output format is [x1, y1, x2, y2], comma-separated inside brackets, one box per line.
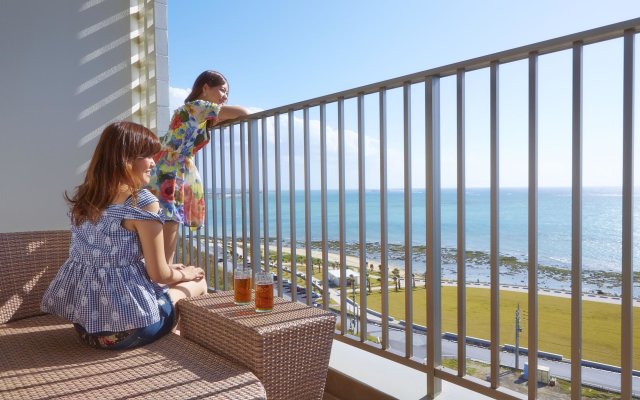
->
[148, 100, 221, 228]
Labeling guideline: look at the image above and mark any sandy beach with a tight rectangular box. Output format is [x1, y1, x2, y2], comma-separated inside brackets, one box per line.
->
[199, 238, 633, 304]
[226, 240, 409, 280]
[202, 238, 409, 281]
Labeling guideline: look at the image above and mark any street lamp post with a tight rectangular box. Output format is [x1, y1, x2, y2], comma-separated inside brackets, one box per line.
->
[349, 274, 358, 334]
[515, 303, 523, 370]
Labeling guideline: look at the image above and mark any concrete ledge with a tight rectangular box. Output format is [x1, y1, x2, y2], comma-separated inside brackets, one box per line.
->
[328, 340, 491, 399]
[325, 368, 394, 400]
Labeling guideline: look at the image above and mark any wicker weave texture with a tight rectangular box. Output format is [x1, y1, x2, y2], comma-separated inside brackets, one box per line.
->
[178, 291, 336, 400]
[0, 230, 71, 324]
[0, 314, 267, 399]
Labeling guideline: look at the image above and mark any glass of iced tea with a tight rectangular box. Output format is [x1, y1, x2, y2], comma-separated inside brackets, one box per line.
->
[234, 268, 252, 305]
[255, 271, 274, 313]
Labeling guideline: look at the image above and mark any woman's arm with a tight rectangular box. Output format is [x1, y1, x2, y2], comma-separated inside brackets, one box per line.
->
[129, 202, 204, 284]
[217, 105, 250, 122]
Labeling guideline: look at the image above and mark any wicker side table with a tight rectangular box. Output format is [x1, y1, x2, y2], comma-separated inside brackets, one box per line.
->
[178, 291, 336, 400]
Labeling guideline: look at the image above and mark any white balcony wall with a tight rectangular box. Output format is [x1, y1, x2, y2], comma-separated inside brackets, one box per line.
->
[0, 0, 168, 233]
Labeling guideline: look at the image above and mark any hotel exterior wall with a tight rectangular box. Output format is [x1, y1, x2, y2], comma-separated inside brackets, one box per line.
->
[0, 0, 166, 233]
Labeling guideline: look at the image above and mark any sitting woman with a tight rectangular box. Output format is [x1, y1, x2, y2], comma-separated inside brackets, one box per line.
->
[41, 121, 207, 350]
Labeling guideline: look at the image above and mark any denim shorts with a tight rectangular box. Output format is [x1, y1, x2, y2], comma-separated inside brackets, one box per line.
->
[74, 292, 176, 350]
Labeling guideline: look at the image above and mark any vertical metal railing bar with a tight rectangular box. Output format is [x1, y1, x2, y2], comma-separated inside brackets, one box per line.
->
[456, 68, 467, 376]
[274, 113, 283, 296]
[489, 60, 501, 389]
[303, 107, 313, 305]
[620, 28, 635, 400]
[570, 40, 584, 400]
[379, 88, 390, 350]
[194, 145, 203, 269]
[240, 123, 249, 270]
[357, 92, 368, 342]
[527, 51, 540, 399]
[220, 128, 229, 285]
[202, 142, 211, 288]
[288, 109, 298, 302]
[338, 98, 347, 334]
[180, 224, 186, 263]
[319, 102, 330, 308]
[261, 117, 270, 273]
[403, 82, 414, 355]
[248, 118, 261, 278]
[196, 223, 202, 269]
[210, 128, 220, 289]
[425, 75, 443, 398]
[229, 125, 238, 272]
[188, 226, 194, 264]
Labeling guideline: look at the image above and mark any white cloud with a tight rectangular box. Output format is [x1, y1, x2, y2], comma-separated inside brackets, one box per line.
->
[169, 86, 190, 112]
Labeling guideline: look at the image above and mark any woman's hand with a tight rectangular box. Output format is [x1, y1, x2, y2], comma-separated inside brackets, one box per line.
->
[179, 265, 205, 282]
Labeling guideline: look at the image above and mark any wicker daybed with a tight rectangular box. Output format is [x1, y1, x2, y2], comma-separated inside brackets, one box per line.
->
[0, 230, 267, 399]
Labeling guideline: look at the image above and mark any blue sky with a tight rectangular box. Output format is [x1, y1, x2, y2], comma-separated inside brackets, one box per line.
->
[167, 1, 639, 189]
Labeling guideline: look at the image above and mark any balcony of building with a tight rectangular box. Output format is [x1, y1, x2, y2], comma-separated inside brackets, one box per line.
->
[1, 1, 639, 399]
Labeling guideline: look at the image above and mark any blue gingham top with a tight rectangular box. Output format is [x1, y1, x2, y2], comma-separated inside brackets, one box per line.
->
[41, 189, 168, 334]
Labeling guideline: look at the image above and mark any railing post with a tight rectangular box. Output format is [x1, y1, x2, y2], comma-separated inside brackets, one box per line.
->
[229, 125, 238, 272]
[489, 60, 501, 390]
[288, 109, 298, 302]
[425, 74, 442, 399]
[248, 118, 262, 276]
[403, 81, 414, 355]
[527, 50, 539, 399]
[456, 68, 467, 377]
[240, 123, 249, 270]
[209, 128, 219, 288]
[571, 40, 584, 400]
[219, 128, 228, 286]
[621, 28, 635, 400]
[261, 117, 270, 273]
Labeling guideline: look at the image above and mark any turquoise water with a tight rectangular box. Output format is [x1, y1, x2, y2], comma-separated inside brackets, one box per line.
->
[207, 187, 640, 296]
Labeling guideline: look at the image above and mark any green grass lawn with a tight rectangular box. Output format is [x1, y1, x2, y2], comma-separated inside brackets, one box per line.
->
[362, 286, 639, 368]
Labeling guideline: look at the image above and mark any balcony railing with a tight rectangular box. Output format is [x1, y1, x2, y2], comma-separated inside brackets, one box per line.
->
[178, 18, 640, 400]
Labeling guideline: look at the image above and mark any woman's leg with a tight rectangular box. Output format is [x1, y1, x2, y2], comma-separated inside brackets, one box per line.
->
[73, 293, 176, 350]
[163, 221, 179, 264]
[167, 279, 208, 305]
[167, 279, 207, 333]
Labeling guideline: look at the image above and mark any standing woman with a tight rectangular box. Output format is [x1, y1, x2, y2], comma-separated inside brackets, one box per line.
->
[42, 121, 207, 350]
[148, 70, 249, 263]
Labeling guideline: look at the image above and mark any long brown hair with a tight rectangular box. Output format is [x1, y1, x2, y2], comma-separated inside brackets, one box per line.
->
[184, 70, 228, 131]
[65, 121, 161, 225]
[184, 70, 228, 103]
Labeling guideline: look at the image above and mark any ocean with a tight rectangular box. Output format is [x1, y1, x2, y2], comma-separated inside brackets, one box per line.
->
[207, 187, 640, 297]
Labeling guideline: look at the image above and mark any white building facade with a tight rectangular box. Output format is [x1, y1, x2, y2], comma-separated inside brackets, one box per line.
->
[0, 0, 169, 232]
